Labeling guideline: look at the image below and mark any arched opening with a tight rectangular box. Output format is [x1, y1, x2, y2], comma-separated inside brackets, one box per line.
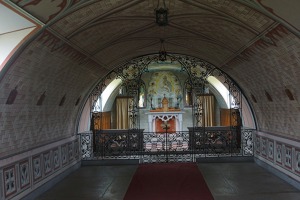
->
[78, 54, 256, 162]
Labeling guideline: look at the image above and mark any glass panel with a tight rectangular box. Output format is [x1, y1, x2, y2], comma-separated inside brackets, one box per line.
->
[139, 82, 146, 108]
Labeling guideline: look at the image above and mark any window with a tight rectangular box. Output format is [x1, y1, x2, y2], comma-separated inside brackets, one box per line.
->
[138, 82, 146, 108]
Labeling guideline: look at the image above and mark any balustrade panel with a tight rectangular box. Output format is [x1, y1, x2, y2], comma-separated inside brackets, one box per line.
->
[78, 128, 254, 162]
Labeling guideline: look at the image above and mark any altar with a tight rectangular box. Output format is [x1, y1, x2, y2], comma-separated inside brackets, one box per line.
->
[145, 111, 185, 133]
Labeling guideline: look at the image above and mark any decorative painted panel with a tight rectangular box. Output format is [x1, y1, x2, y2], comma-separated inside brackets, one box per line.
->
[276, 142, 283, 165]
[0, 138, 80, 200]
[255, 132, 300, 182]
[68, 142, 74, 162]
[284, 145, 292, 169]
[74, 139, 79, 159]
[267, 139, 274, 161]
[148, 71, 182, 109]
[61, 144, 68, 166]
[12, 0, 69, 23]
[295, 149, 300, 175]
[19, 160, 30, 190]
[3, 165, 17, 198]
[261, 137, 267, 157]
[32, 155, 42, 182]
[53, 148, 60, 170]
[43, 151, 52, 176]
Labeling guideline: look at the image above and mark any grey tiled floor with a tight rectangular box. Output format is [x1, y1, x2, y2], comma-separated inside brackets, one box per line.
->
[36, 165, 138, 200]
[198, 163, 300, 200]
[36, 162, 300, 200]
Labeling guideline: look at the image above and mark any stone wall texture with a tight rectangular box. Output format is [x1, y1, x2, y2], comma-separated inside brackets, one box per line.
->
[0, 31, 108, 158]
[224, 26, 300, 140]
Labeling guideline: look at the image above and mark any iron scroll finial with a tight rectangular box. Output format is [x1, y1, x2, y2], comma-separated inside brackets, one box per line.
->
[159, 39, 167, 61]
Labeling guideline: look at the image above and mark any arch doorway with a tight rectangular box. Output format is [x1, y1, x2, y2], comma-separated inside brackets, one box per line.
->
[78, 54, 256, 163]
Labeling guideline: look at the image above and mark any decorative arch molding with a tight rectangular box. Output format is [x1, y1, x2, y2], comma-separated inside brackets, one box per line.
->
[77, 53, 257, 162]
[87, 53, 256, 131]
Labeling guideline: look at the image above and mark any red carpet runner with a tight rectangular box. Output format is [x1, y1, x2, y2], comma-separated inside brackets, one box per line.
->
[124, 163, 214, 200]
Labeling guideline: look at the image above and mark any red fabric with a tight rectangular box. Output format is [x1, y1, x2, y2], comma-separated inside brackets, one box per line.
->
[155, 117, 176, 133]
[124, 163, 214, 200]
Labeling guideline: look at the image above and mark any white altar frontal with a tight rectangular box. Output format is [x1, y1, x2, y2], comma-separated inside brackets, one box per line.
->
[145, 111, 185, 132]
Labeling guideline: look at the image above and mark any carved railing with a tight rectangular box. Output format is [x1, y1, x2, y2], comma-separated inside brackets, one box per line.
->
[78, 128, 254, 162]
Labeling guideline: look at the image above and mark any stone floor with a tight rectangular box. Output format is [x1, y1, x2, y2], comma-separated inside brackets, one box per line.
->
[36, 162, 300, 200]
[198, 163, 300, 200]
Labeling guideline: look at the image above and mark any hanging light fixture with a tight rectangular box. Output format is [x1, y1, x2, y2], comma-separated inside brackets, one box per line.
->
[155, 0, 168, 26]
[159, 39, 167, 61]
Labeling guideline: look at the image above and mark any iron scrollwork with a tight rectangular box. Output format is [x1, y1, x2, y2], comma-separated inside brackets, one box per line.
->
[79, 132, 93, 159]
[84, 53, 255, 162]
[94, 129, 142, 158]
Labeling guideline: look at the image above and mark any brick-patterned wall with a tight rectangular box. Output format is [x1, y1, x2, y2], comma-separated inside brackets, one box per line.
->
[224, 25, 300, 140]
[0, 30, 108, 158]
[254, 131, 300, 183]
[0, 136, 80, 200]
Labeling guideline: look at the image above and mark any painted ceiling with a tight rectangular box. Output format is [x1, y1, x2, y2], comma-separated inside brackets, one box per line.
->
[4, 0, 300, 70]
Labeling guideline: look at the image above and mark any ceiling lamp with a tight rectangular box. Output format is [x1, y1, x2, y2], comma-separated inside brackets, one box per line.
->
[155, 0, 168, 26]
[159, 39, 167, 61]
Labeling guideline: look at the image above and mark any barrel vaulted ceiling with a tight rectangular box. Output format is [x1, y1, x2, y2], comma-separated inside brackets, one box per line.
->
[1, 0, 300, 156]
[4, 0, 299, 69]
